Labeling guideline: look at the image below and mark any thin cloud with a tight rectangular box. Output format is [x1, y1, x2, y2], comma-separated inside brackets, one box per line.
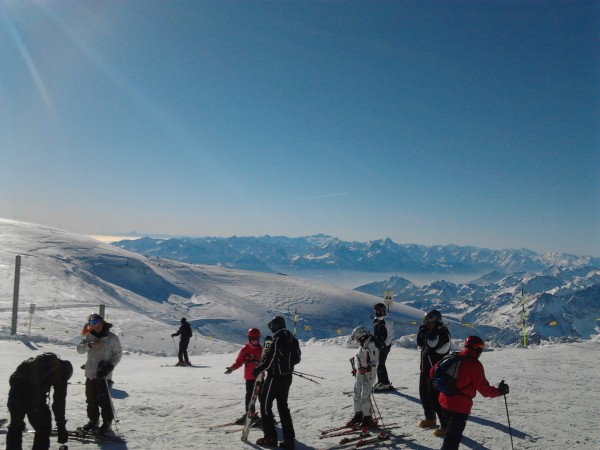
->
[290, 192, 349, 202]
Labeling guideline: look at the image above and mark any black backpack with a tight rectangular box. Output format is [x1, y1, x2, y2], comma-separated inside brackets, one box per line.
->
[432, 352, 465, 396]
[290, 335, 301, 366]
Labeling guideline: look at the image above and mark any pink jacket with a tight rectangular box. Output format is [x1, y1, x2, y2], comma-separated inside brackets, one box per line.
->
[229, 342, 263, 380]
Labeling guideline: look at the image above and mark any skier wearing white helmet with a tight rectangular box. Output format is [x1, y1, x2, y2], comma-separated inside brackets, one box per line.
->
[346, 326, 379, 429]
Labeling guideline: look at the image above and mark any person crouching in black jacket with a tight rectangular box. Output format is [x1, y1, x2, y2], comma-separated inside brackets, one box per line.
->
[6, 352, 73, 450]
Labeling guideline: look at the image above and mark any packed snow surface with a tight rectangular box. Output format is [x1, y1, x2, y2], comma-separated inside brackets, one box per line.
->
[1, 337, 598, 450]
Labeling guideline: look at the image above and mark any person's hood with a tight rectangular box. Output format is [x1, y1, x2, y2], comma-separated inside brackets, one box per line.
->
[91, 321, 113, 338]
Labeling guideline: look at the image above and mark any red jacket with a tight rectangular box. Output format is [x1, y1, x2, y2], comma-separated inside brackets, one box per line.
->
[229, 342, 263, 380]
[433, 348, 501, 414]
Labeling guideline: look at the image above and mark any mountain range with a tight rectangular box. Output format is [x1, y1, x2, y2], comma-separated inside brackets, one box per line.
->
[1, 219, 597, 347]
[114, 234, 600, 344]
[354, 266, 600, 344]
[113, 234, 600, 275]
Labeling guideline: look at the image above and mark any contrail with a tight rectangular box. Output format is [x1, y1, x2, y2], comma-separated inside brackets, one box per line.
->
[290, 193, 348, 202]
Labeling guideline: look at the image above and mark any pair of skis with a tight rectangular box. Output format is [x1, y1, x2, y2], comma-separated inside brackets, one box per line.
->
[320, 419, 400, 448]
[319, 430, 390, 449]
[68, 427, 126, 443]
[241, 335, 273, 442]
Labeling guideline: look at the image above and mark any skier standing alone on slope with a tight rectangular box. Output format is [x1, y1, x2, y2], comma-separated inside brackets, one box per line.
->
[225, 328, 263, 426]
[432, 335, 509, 450]
[417, 309, 451, 436]
[6, 352, 73, 450]
[372, 302, 394, 392]
[253, 316, 298, 450]
[77, 313, 122, 435]
[346, 326, 379, 429]
[171, 317, 193, 366]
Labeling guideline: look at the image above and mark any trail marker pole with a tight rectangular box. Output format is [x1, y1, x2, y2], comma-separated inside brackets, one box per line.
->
[28, 303, 36, 336]
[11, 255, 21, 336]
[519, 290, 527, 346]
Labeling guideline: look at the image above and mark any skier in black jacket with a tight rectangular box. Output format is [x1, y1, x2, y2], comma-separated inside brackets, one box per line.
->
[6, 352, 73, 450]
[417, 309, 451, 435]
[373, 302, 394, 391]
[253, 315, 297, 450]
[171, 317, 193, 366]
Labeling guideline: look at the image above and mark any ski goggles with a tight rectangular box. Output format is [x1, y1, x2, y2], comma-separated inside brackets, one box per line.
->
[89, 318, 102, 325]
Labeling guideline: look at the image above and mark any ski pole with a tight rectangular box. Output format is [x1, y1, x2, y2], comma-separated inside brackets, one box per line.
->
[369, 393, 386, 430]
[292, 371, 320, 384]
[350, 358, 356, 377]
[172, 336, 178, 352]
[292, 370, 324, 379]
[502, 380, 514, 450]
[104, 378, 119, 433]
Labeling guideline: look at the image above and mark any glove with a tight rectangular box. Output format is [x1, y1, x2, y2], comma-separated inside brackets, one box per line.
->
[498, 381, 509, 395]
[358, 367, 367, 375]
[171, 333, 176, 337]
[225, 367, 233, 374]
[56, 421, 68, 444]
[96, 361, 114, 378]
[252, 367, 261, 378]
[351, 369, 357, 377]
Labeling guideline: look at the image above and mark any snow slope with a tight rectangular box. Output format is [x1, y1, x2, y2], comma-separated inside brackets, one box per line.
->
[0, 219, 477, 354]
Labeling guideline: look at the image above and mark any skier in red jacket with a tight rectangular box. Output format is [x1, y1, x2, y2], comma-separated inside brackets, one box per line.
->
[433, 336, 509, 450]
[225, 328, 263, 425]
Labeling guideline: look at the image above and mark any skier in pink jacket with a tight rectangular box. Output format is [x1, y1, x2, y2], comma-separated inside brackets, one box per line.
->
[225, 328, 263, 425]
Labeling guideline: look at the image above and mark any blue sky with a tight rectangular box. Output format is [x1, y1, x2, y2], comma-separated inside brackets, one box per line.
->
[1, 0, 598, 256]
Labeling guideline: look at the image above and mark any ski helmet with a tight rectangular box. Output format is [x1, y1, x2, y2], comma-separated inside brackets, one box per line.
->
[247, 328, 261, 340]
[373, 303, 387, 317]
[351, 326, 369, 342]
[181, 318, 187, 323]
[423, 309, 442, 324]
[464, 335, 485, 350]
[87, 313, 104, 325]
[268, 316, 286, 332]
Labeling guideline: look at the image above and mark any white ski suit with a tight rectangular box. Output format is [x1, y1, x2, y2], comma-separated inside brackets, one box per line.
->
[353, 336, 379, 416]
[77, 329, 122, 379]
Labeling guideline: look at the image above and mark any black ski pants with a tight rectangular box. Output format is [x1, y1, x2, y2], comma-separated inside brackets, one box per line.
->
[245, 379, 257, 413]
[419, 371, 447, 428]
[6, 381, 52, 450]
[440, 409, 468, 450]
[377, 344, 391, 385]
[85, 377, 114, 425]
[178, 338, 190, 363]
[259, 373, 295, 443]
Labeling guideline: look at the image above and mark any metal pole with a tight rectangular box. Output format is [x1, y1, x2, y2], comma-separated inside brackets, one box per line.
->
[520, 290, 527, 346]
[104, 378, 119, 431]
[28, 303, 36, 336]
[11, 255, 21, 335]
[502, 381, 514, 450]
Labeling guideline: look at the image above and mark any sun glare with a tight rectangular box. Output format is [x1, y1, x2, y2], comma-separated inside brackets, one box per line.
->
[0, 0, 55, 115]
